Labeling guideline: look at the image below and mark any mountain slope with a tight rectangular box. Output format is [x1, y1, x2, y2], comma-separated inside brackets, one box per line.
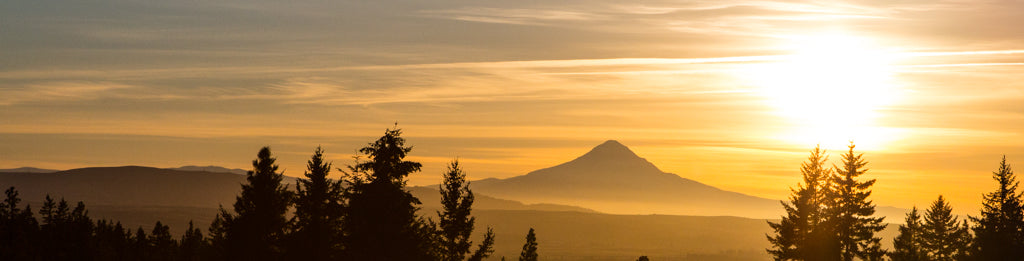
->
[0, 166, 591, 212]
[472, 140, 787, 218]
[0, 167, 60, 173]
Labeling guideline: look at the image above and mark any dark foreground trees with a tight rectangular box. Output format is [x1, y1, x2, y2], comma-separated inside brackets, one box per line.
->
[890, 207, 926, 261]
[0, 185, 208, 260]
[767, 143, 886, 261]
[211, 147, 293, 261]
[767, 146, 832, 260]
[289, 146, 345, 261]
[341, 127, 435, 260]
[0, 126, 524, 260]
[438, 160, 496, 261]
[519, 228, 539, 261]
[891, 196, 970, 261]
[830, 144, 886, 260]
[971, 156, 1024, 260]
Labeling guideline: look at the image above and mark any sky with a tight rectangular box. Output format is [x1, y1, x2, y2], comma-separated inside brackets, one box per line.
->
[2, 0, 1024, 214]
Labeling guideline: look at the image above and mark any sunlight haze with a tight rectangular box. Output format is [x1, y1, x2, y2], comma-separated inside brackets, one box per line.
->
[3, 0, 1024, 216]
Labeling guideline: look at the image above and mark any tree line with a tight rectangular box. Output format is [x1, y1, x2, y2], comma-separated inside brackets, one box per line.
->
[0, 127, 541, 261]
[768, 144, 1024, 261]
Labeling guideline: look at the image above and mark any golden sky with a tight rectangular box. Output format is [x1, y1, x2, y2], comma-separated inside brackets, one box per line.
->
[2, 0, 1023, 214]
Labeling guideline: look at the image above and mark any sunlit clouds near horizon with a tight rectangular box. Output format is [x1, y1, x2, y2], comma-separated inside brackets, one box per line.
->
[2, 0, 1024, 214]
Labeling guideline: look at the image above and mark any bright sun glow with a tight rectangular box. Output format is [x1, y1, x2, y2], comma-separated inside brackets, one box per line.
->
[744, 33, 904, 150]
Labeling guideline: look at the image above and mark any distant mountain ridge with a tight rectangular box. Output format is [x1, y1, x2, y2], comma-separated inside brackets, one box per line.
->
[0, 167, 60, 173]
[167, 165, 248, 175]
[0, 165, 593, 212]
[472, 140, 906, 219]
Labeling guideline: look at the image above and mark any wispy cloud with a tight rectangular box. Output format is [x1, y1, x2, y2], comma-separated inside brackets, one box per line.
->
[421, 7, 601, 25]
[0, 82, 135, 105]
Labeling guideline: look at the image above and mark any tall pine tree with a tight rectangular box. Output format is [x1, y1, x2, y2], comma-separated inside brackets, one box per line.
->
[767, 146, 833, 260]
[890, 207, 927, 261]
[921, 195, 970, 260]
[289, 146, 346, 261]
[970, 156, 1024, 260]
[437, 160, 496, 261]
[212, 147, 293, 261]
[828, 143, 886, 261]
[519, 228, 538, 261]
[0, 187, 39, 261]
[341, 127, 434, 260]
[178, 220, 207, 261]
[149, 221, 177, 261]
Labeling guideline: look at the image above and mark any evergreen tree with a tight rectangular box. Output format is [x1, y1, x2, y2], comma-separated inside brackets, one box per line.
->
[437, 160, 496, 261]
[519, 228, 538, 261]
[889, 207, 927, 261]
[215, 147, 294, 261]
[289, 146, 345, 261]
[179, 220, 207, 261]
[132, 226, 151, 260]
[149, 221, 177, 261]
[38, 196, 94, 260]
[341, 127, 434, 260]
[0, 187, 39, 261]
[828, 143, 886, 261]
[921, 195, 971, 260]
[637, 256, 650, 261]
[970, 156, 1024, 260]
[767, 146, 834, 260]
[93, 220, 132, 260]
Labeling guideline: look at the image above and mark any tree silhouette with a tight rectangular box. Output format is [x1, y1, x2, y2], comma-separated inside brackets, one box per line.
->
[341, 127, 434, 260]
[767, 146, 834, 260]
[149, 221, 177, 261]
[970, 156, 1024, 260]
[827, 143, 886, 261]
[132, 226, 150, 260]
[212, 147, 293, 261]
[289, 146, 346, 261]
[890, 207, 926, 261]
[437, 160, 496, 261]
[921, 195, 970, 260]
[637, 256, 650, 261]
[0, 187, 38, 260]
[178, 220, 207, 261]
[519, 228, 539, 261]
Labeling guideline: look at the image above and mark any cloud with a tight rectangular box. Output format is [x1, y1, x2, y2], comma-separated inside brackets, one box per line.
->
[0, 82, 135, 105]
[420, 7, 601, 25]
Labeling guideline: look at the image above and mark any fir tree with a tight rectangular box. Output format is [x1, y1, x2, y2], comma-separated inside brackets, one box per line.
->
[179, 220, 207, 261]
[921, 195, 971, 260]
[0, 187, 39, 261]
[519, 228, 539, 261]
[437, 160, 496, 261]
[93, 220, 132, 260]
[215, 147, 294, 261]
[132, 226, 150, 260]
[767, 146, 835, 260]
[149, 221, 177, 261]
[970, 156, 1024, 260]
[889, 207, 926, 261]
[341, 127, 434, 260]
[828, 143, 886, 261]
[289, 146, 345, 261]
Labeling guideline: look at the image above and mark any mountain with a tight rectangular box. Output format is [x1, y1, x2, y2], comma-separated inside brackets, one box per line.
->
[0, 166, 245, 207]
[167, 165, 248, 175]
[471, 140, 905, 219]
[0, 165, 594, 232]
[0, 167, 60, 173]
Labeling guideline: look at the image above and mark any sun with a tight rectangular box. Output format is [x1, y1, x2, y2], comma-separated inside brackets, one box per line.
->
[742, 33, 904, 150]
